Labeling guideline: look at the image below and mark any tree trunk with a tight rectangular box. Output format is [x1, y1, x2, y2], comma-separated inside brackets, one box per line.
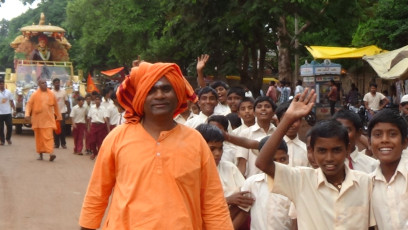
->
[277, 15, 292, 83]
[239, 44, 252, 90]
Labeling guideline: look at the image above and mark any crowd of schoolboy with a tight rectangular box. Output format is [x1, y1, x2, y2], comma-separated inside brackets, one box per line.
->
[69, 87, 125, 160]
[177, 55, 407, 229]
[53, 57, 408, 228]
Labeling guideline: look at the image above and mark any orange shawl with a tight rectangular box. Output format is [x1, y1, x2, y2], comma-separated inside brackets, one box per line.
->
[116, 62, 197, 124]
[31, 88, 59, 116]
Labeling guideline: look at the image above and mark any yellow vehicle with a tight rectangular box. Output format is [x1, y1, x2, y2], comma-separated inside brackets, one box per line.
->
[7, 13, 81, 133]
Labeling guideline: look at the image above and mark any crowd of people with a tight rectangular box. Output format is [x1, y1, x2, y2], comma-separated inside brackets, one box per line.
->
[1, 56, 407, 229]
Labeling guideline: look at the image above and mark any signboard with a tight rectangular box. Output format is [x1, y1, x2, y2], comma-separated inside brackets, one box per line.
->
[300, 59, 342, 76]
[315, 75, 340, 82]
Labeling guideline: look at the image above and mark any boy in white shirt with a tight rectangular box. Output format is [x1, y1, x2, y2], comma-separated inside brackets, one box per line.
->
[368, 109, 408, 229]
[185, 87, 218, 128]
[83, 93, 93, 154]
[208, 115, 238, 165]
[256, 89, 375, 230]
[195, 123, 253, 228]
[70, 96, 87, 155]
[275, 101, 308, 167]
[232, 97, 256, 136]
[333, 109, 379, 173]
[236, 136, 293, 230]
[87, 94, 109, 160]
[236, 96, 277, 177]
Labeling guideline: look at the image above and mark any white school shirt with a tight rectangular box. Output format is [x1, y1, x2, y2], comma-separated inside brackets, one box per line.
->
[236, 123, 276, 177]
[214, 103, 231, 116]
[401, 148, 408, 159]
[87, 106, 108, 123]
[232, 121, 250, 136]
[221, 141, 238, 165]
[241, 173, 292, 230]
[184, 111, 210, 128]
[106, 103, 120, 125]
[371, 158, 408, 230]
[70, 105, 87, 124]
[0, 89, 13, 114]
[174, 112, 195, 124]
[345, 147, 379, 173]
[217, 161, 245, 197]
[269, 163, 376, 230]
[283, 135, 309, 167]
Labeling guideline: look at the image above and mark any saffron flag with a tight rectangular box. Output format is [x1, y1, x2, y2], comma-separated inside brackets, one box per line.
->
[86, 73, 99, 93]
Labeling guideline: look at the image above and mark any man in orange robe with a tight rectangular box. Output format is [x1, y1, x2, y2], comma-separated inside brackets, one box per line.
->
[79, 62, 233, 230]
[25, 78, 62, 161]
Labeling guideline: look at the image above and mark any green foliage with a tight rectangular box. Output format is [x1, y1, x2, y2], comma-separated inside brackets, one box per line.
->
[352, 0, 408, 50]
[0, 0, 398, 94]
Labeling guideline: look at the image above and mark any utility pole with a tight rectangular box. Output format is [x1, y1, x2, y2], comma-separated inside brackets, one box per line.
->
[294, 13, 299, 85]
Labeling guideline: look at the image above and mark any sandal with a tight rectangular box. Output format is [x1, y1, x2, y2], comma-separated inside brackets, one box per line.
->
[49, 155, 56, 162]
[37, 153, 43, 160]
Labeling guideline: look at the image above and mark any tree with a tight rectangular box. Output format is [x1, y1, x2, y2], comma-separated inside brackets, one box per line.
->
[66, 0, 164, 73]
[352, 0, 408, 50]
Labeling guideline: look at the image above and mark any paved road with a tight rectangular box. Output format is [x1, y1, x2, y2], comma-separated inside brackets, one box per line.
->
[0, 128, 95, 229]
[0, 121, 315, 229]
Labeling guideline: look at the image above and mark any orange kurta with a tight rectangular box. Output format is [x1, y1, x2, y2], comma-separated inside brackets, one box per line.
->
[25, 89, 62, 153]
[79, 123, 233, 229]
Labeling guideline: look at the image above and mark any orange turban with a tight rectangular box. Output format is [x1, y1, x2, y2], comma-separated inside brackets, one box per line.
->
[117, 62, 197, 124]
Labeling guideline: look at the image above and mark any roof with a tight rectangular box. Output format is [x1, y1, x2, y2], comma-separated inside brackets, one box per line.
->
[363, 45, 408, 80]
[306, 45, 384, 59]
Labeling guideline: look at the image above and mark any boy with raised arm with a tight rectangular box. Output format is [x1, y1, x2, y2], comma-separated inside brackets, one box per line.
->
[255, 89, 375, 230]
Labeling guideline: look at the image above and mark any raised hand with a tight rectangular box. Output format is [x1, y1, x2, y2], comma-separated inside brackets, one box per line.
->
[286, 88, 316, 120]
[197, 54, 209, 72]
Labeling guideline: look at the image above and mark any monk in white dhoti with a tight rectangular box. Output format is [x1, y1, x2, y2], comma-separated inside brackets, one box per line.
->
[25, 78, 62, 161]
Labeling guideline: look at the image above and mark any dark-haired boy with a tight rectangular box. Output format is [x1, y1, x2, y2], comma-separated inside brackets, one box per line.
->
[232, 97, 256, 137]
[236, 137, 293, 230]
[226, 86, 245, 113]
[275, 101, 308, 167]
[256, 89, 375, 229]
[208, 115, 237, 165]
[236, 96, 277, 177]
[70, 96, 87, 155]
[87, 94, 109, 160]
[196, 124, 253, 228]
[211, 81, 231, 116]
[333, 109, 379, 173]
[185, 87, 218, 128]
[368, 109, 408, 229]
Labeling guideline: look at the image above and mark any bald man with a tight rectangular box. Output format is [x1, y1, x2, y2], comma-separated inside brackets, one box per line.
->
[25, 78, 62, 161]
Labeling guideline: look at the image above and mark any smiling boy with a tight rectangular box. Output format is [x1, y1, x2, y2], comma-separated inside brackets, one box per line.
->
[236, 96, 277, 177]
[368, 109, 408, 229]
[256, 89, 375, 230]
[185, 86, 218, 128]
